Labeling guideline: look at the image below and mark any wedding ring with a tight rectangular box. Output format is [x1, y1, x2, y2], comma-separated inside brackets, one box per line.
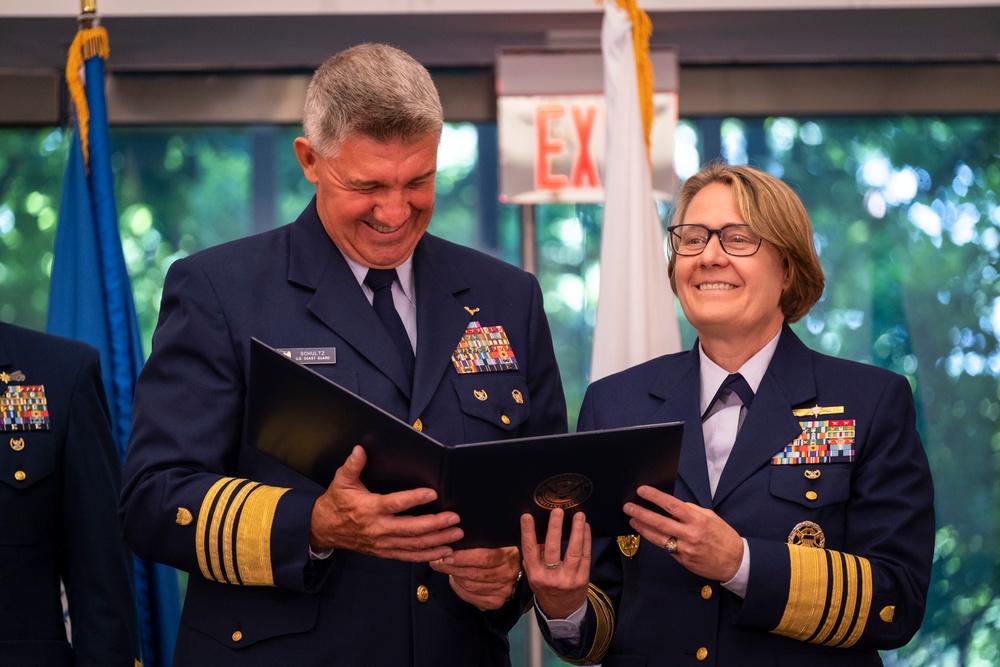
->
[664, 536, 678, 554]
[543, 561, 561, 569]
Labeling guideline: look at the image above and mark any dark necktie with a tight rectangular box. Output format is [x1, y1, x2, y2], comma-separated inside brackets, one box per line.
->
[364, 268, 414, 385]
[701, 372, 755, 421]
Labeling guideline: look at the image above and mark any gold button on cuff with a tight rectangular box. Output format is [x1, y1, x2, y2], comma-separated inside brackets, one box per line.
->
[413, 418, 423, 432]
[880, 605, 896, 622]
[231, 631, 243, 642]
[500, 415, 511, 425]
[176, 508, 193, 526]
[14, 470, 25, 481]
[805, 490, 818, 501]
[696, 647, 709, 661]
[701, 585, 713, 600]
[416, 584, 430, 603]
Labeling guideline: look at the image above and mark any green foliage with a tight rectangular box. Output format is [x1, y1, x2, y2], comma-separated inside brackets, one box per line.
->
[2, 117, 998, 665]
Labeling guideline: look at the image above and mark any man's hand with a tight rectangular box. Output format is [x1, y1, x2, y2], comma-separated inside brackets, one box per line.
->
[430, 546, 522, 611]
[309, 446, 463, 562]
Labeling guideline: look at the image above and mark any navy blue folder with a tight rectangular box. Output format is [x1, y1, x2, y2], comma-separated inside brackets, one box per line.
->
[248, 338, 683, 548]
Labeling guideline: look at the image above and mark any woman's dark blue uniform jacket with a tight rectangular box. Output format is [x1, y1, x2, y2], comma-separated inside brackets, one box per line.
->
[546, 326, 934, 667]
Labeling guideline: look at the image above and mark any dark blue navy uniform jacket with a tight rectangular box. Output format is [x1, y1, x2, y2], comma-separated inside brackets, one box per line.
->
[121, 201, 567, 666]
[545, 327, 934, 667]
[0, 323, 138, 666]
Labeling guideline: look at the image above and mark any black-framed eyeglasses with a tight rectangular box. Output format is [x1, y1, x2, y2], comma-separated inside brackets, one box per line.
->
[666, 224, 763, 257]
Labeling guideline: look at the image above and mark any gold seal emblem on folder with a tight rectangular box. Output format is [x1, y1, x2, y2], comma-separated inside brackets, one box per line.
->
[534, 473, 593, 510]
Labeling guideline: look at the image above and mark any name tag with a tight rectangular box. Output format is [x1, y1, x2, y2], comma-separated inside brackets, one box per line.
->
[276, 347, 336, 365]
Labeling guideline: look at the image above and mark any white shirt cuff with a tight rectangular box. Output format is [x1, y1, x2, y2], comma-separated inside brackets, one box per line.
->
[721, 537, 750, 598]
[539, 600, 587, 642]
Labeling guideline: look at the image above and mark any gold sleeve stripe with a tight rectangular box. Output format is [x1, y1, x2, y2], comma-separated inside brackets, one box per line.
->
[196, 477, 239, 581]
[827, 552, 859, 646]
[234, 483, 289, 586]
[811, 549, 845, 645]
[842, 555, 873, 647]
[221, 481, 261, 584]
[772, 544, 873, 648]
[557, 584, 615, 666]
[774, 543, 827, 641]
[206, 478, 243, 583]
[195, 477, 290, 587]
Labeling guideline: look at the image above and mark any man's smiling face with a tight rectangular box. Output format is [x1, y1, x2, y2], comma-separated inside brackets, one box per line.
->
[295, 133, 438, 269]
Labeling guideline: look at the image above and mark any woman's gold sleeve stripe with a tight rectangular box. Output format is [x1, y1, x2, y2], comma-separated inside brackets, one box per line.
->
[772, 544, 873, 648]
[557, 584, 615, 666]
[194, 476, 290, 587]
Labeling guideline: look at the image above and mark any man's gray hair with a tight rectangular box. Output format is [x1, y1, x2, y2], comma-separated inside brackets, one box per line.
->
[303, 43, 444, 157]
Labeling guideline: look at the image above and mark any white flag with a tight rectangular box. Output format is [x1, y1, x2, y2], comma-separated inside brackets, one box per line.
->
[590, 0, 681, 383]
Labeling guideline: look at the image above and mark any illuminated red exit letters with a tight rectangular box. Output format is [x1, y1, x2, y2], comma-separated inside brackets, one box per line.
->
[534, 103, 601, 192]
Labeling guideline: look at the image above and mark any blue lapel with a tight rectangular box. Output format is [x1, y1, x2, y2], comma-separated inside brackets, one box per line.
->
[409, 236, 476, 423]
[642, 346, 714, 508]
[712, 326, 817, 506]
[287, 200, 413, 397]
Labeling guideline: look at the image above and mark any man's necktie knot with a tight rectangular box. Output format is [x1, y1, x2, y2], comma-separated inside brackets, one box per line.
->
[364, 268, 397, 293]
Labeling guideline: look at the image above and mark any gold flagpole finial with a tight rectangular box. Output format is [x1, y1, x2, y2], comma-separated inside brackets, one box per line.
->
[79, 0, 98, 29]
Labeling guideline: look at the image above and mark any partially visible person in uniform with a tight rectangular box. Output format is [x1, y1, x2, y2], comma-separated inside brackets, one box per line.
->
[120, 43, 566, 666]
[521, 161, 934, 666]
[0, 322, 139, 666]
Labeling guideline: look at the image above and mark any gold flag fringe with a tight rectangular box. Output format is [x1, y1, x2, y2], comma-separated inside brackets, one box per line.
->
[611, 0, 655, 166]
[65, 26, 110, 171]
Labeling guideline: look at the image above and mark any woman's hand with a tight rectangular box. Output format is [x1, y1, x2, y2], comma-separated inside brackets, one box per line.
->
[520, 508, 591, 620]
[624, 486, 744, 582]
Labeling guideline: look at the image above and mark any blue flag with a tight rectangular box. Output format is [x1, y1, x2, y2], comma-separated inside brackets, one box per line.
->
[47, 25, 181, 667]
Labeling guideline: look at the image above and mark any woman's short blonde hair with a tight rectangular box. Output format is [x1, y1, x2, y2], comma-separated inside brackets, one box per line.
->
[668, 161, 825, 323]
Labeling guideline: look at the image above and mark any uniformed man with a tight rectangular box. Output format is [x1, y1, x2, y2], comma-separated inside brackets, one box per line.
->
[121, 43, 567, 666]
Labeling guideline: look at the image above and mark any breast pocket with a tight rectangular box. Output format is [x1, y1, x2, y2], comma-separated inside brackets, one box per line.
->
[309, 367, 359, 394]
[769, 463, 852, 508]
[452, 374, 531, 442]
[0, 436, 60, 545]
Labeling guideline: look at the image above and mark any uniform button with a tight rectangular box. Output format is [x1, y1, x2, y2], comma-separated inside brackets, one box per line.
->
[696, 647, 709, 661]
[701, 585, 713, 600]
[805, 490, 818, 501]
[14, 470, 25, 481]
[176, 508, 193, 526]
[416, 585, 430, 603]
[413, 418, 423, 432]
[231, 630, 243, 642]
[500, 415, 511, 425]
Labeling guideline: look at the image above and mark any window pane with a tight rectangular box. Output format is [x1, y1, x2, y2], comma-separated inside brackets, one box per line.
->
[3, 113, 999, 665]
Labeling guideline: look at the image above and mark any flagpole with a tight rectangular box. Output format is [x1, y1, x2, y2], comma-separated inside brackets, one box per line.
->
[54, 3, 184, 663]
